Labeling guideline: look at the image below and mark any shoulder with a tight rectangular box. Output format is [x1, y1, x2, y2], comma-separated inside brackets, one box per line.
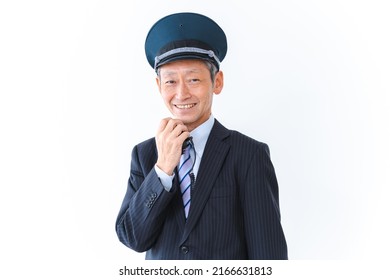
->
[131, 137, 156, 160]
[214, 119, 267, 146]
[135, 137, 156, 150]
[212, 119, 270, 153]
[214, 120, 269, 152]
[229, 129, 268, 148]
[129, 137, 157, 173]
[228, 129, 271, 158]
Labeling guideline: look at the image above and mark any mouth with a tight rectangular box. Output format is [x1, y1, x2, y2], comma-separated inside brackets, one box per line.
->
[174, 103, 196, 109]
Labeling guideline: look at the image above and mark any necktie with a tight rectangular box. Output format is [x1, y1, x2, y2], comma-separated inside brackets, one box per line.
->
[178, 142, 194, 218]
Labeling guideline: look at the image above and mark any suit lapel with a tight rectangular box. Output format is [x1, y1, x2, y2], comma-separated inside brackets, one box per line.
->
[180, 120, 230, 243]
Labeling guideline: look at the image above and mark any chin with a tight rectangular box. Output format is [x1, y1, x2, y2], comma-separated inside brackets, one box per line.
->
[172, 112, 195, 122]
[181, 117, 195, 125]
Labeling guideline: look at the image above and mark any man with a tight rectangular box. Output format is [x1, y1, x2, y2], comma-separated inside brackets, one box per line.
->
[116, 12, 288, 259]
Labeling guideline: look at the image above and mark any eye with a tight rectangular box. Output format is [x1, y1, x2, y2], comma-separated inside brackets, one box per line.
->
[164, 80, 176, 85]
[189, 78, 200, 83]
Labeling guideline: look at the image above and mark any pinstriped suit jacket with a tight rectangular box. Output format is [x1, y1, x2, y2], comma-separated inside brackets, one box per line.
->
[116, 119, 288, 259]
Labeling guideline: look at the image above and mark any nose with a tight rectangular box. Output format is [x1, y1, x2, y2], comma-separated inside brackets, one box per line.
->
[175, 82, 191, 100]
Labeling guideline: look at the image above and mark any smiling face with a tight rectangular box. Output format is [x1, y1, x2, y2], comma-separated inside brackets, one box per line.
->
[156, 59, 224, 131]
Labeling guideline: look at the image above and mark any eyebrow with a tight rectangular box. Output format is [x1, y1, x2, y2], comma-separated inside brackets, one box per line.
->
[161, 68, 202, 77]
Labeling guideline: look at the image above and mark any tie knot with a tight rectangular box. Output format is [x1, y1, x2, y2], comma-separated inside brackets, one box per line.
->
[182, 138, 193, 155]
[179, 142, 193, 172]
[184, 142, 192, 152]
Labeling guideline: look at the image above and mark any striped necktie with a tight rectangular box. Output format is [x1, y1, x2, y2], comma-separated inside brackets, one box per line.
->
[178, 142, 194, 218]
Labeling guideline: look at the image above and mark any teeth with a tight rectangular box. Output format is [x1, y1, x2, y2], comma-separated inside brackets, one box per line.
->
[176, 104, 195, 109]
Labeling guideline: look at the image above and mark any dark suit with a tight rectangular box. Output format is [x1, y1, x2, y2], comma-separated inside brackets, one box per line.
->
[116, 119, 288, 259]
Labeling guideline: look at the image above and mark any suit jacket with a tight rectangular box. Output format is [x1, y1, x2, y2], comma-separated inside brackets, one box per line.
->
[116, 119, 288, 259]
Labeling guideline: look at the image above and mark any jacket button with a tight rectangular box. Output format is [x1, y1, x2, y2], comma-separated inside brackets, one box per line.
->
[180, 246, 189, 254]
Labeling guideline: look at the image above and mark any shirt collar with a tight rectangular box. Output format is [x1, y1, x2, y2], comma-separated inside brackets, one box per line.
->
[190, 115, 215, 159]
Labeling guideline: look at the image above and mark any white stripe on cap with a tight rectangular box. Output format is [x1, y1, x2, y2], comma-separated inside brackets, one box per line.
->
[154, 47, 221, 69]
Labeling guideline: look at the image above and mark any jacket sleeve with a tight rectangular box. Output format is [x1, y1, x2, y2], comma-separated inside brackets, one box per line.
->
[243, 143, 288, 259]
[115, 144, 177, 252]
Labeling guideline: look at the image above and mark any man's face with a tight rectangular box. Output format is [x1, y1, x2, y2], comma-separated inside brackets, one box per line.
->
[156, 59, 223, 131]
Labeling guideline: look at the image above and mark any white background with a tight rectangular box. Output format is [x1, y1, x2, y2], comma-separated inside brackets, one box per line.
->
[1, 0, 389, 278]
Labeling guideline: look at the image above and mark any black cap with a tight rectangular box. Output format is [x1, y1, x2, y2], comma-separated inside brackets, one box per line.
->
[145, 12, 227, 71]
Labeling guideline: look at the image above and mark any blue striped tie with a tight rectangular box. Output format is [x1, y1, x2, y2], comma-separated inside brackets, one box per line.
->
[178, 143, 194, 218]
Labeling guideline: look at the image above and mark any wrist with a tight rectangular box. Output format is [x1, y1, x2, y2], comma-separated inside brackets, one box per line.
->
[156, 161, 175, 176]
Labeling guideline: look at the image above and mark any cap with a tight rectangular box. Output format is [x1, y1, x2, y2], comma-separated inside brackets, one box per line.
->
[144, 12, 227, 71]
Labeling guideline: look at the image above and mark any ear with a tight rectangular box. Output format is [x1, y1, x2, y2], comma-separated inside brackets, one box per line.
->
[213, 71, 224, 95]
[155, 76, 162, 93]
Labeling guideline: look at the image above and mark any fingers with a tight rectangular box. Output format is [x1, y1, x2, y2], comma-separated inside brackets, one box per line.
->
[157, 118, 170, 133]
[158, 118, 189, 137]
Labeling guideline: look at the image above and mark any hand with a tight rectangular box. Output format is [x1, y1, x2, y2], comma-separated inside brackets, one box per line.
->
[155, 118, 190, 175]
